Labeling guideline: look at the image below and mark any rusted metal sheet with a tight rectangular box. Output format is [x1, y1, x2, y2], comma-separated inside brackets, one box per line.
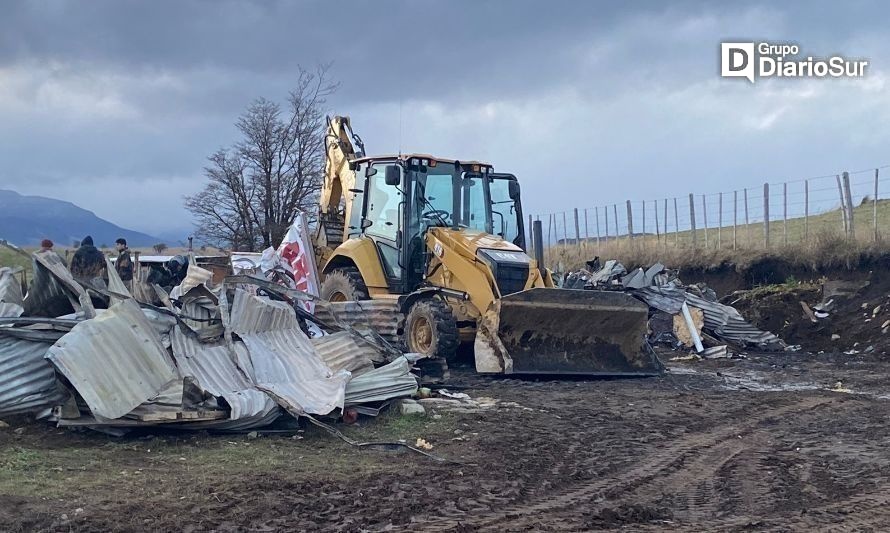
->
[311, 331, 381, 375]
[46, 299, 177, 419]
[314, 300, 404, 344]
[0, 333, 66, 417]
[345, 356, 418, 405]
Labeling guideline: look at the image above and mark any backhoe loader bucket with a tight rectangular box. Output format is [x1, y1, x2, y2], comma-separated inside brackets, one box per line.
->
[475, 288, 662, 375]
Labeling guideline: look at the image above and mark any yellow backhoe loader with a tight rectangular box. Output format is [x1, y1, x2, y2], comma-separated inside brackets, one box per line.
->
[315, 116, 661, 375]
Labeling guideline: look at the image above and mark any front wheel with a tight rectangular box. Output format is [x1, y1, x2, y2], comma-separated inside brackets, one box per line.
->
[320, 267, 369, 302]
[404, 298, 459, 361]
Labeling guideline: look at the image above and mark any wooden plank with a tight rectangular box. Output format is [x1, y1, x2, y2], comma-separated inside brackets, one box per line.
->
[135, 410, 229, 422]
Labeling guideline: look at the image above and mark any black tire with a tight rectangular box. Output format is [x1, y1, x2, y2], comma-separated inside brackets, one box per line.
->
[320, 267, 369, 302]
[404, 298, 459, 361]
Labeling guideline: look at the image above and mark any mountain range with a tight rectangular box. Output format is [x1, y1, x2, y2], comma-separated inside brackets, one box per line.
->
[0, 189, 163, 248]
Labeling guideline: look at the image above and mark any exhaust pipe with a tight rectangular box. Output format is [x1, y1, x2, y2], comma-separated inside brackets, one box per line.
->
[532, 219, 545, 277]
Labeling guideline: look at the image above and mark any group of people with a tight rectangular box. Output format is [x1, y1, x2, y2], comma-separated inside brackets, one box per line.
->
[39, 236, 133, 284]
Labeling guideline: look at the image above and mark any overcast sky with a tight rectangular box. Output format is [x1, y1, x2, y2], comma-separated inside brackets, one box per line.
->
[1, 0, 887, 240]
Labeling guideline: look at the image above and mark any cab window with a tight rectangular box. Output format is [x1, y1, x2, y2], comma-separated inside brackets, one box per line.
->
[364, 163, 401, 242]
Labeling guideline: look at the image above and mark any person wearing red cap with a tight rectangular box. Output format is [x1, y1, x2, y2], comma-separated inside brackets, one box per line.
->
[37, 239, 62, 262]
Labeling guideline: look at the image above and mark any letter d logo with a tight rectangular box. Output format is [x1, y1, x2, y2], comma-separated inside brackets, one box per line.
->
[721, 42, 755, 83]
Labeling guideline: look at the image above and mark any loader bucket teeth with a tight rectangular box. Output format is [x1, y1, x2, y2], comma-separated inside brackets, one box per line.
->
[493, 288, 662, 375]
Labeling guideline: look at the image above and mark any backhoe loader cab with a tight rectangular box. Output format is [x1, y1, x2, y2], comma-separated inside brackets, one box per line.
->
[338, 155, 525, 295]
[317, 116, 662, 376]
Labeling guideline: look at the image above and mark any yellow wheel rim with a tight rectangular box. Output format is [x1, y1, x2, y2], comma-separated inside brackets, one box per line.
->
[410, 316, 433, 353]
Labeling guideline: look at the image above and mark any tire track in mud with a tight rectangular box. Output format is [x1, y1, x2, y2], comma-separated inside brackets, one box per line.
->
[700, 481, 890, 531]
[414, 396, 836, 532]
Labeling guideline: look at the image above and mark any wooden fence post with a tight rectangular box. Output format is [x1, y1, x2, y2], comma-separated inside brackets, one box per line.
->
[613, 204, 619, 242]
[744, 188, 750, 245]
[626, 200, 634, 242]
[804, 180, 809, 243]
[547, 213, 552, 249]
[584, 208, 589, 240]
[663, 198, 668, 249]
[655, 200, 661, 242]
[689, 193, 697, 248]
[573, 208, 581, 246]
[718, 192, 723, 249]
[702, 194, 708, 248]
[595, 206, 601, 246]
[733, 190, 738, 250]
[875, 169, 880, 242]
[836, 174, 849, 235]
[604, 206, 609, 239]
[673, 197, 680, 245]
[843, 171, 855, 240]
[641, 201, 646, 239]
[763, 183, 770, 249]
[783, 182, 788, 246]
[559, 211, 566, 252]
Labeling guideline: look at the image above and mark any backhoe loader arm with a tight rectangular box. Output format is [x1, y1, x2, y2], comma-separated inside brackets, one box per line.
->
[320, 116, 362, 219]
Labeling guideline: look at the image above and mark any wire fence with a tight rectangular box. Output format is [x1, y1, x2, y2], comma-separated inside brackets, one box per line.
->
[530, 167, 890, 258]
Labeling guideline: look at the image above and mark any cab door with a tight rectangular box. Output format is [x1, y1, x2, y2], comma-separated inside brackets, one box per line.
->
[362, 162, 404, 287]
[489, 173, 526, 250]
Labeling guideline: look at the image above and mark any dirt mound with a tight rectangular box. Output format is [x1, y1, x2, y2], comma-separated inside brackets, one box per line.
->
[728, 272, 890, 356]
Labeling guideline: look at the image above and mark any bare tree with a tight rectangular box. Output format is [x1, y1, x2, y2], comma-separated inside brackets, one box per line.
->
[186, 65, 337, 251]
[152, 243, 168, 254]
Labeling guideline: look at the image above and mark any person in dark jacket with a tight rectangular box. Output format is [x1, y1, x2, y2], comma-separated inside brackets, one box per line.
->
[114, 238, 133, 282]
[69, 236, 106, 281]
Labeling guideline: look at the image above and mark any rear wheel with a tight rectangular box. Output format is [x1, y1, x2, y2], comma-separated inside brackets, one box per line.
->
[404, 298, 459, 361]
[320, 267, 369, 302]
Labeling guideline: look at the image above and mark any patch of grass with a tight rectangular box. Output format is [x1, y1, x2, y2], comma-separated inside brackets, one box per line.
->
[0, 410, 463, 500]
[0, 247, 33, 274]
[546, 202, 890, 273]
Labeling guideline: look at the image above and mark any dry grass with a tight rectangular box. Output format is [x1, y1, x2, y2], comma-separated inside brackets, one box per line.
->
[545, 218, 890, 272]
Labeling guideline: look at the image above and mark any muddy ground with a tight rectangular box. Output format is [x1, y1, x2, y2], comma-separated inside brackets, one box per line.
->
[3, 349, 890, 532]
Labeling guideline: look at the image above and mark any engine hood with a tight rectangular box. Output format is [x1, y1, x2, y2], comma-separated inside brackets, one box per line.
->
[427, 227, 525, 259]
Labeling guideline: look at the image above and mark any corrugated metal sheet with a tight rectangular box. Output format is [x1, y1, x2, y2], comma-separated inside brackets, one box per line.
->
[22, 256, 73, 318]
[345, 356, 418, 405]
[170, 327, 279, 427]
[0, 303, 23, 318]
[230, 289, 299, 335]
[178, 263, 214, 295]
[634, 286, 783, 350]
[242, 327, 350, 415]
[314, 300, 404, 344]
[103, 257, 132, 301]
[0, 334, 67, 417]
[0, 267, 23, 314]
[46, 299, 178, 419]
[311, 331, 381, 375]
[32, 252, 96, 318]
[231, 253, 263, 275]
[633, 286, 687, 314]
[684, 292, 784, 350]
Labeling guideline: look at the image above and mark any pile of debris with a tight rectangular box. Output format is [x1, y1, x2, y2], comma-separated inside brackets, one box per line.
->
[0, 245, 421, 433]
[563, 258, 789, 359]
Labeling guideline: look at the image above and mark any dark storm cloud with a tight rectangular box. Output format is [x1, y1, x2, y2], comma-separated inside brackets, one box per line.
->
[0, 0, 888, 234]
